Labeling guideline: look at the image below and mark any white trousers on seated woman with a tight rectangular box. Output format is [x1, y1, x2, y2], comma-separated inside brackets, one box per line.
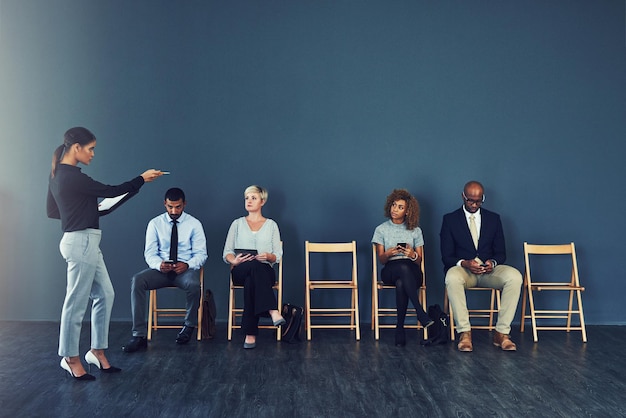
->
[58, 229, 114, 357]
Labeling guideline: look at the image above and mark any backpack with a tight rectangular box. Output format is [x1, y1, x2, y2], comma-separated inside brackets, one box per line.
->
[281, 303, 303, 343]
[421, 304, 450, 346]
[201, 289, 217, 339]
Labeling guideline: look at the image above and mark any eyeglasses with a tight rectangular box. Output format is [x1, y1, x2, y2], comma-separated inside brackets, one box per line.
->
[463, 192, 485, 205]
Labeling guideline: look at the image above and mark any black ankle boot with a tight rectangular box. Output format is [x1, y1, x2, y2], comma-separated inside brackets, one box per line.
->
[395, 327, 406, 347]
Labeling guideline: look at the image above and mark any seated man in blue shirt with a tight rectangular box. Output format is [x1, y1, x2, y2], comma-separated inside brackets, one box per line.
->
[122, 187, 208, 352]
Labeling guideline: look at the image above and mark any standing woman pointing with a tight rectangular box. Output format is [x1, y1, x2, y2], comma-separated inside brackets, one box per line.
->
[47, 127, 162, 380]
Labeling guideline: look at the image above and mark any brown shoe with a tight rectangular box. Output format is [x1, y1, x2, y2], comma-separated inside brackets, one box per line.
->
[493, 331, 517, 351]
[457, 331, 473, 352]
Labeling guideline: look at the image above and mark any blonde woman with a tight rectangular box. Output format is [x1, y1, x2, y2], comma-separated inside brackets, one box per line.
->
[223, 185, 284, 349]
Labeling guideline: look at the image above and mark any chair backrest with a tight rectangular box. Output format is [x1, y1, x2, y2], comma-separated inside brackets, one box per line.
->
[276, 252, 283, 287]
[305, 241, 357, 283]
[372, 243, 379, 285]
[523, 242, 580, 286]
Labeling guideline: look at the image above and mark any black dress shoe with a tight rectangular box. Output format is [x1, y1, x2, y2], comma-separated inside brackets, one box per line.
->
[176, 326, 195, 345]
[122, 336, 147, 353]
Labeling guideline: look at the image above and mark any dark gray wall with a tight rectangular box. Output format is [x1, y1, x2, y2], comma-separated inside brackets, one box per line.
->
[1, 0, 624, 324]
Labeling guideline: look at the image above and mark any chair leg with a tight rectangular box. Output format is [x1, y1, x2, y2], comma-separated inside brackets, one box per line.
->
[520, 284, 528, 333]
[449, 304, 456, 341]
[354, 287, 360, 341]
[373, 285, 380, 340]
[528, 288, 539, 342]
[371, 284, 376, 333]
[495, 290, 501, 329]
[420, 286, 428, 340]
[305, 287, 312, 341]
[444, 290, 456, 341]
[275, 283, 282, 342]
[577, 290, 587, 342]
[567, 290, 574, 331]
[147, 290, 155, 341]
[196, 297, 203, 341]
[227, 285, 234, 341]
[488, 289, 495, 330]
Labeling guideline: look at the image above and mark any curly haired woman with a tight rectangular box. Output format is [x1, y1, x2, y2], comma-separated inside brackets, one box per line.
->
[372, 189, 433, 346]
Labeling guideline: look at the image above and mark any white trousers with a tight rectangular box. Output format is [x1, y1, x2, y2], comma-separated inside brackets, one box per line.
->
[58, 229, 114, 357]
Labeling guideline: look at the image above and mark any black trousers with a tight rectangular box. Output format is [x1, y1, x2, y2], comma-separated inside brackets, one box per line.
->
[231, 260, 277, 335]
[381, 259, 431, 326]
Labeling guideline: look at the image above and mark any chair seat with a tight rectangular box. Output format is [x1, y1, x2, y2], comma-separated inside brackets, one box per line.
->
[530, 283, 585, 291]
[147, 267, 204, 341]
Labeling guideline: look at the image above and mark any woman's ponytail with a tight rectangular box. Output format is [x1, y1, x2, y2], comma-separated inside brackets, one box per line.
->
[50, 144, 65, 178]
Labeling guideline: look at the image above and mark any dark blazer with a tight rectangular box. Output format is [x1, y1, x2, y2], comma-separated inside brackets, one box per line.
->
[440, 207, 507, 272]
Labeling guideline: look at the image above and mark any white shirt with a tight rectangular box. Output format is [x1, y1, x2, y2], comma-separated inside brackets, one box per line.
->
[144, 212, 208, 271]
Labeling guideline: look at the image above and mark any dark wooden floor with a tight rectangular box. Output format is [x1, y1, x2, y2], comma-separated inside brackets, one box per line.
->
[0, 322, 624, 418]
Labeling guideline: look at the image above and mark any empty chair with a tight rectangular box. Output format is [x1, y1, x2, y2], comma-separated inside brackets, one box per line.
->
[520, 242, 587, 342]
[305, 241, 360, 340]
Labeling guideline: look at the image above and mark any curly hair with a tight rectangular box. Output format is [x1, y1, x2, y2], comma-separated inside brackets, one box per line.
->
[383, 189, 420, 230]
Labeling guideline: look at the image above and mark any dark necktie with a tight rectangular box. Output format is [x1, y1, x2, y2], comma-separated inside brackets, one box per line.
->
[170, 219, 178, 262]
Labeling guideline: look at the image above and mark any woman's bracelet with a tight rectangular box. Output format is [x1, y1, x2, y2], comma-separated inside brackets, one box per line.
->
[410, 252, 418, 262]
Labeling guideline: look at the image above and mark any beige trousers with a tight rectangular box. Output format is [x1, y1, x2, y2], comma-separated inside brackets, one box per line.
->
[445, 264, 522, 334]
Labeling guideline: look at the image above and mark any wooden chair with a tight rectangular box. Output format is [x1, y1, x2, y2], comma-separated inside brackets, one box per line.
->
[147, 267, 204, 341]
[227, 258, 283, 341]
[444, 286, 501, 341]
[520, 242, 587, 342]
[305, 241, 360, 341]
[371, 244, 428, 340]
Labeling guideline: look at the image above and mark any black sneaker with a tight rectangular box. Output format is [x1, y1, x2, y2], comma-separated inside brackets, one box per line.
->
[121, 336, 147, 353]
[176, 326, 195, 345]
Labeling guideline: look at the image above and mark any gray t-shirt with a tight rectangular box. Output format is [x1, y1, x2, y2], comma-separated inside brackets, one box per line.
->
[371, 220, 424, 262]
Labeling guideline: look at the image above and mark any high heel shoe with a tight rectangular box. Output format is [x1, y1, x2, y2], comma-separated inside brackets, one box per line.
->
[84, 351, 122, 373]
[60, 358, 95, 381]
[272, 316, 286, 327]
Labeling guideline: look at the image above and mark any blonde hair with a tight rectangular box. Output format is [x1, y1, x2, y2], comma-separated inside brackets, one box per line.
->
[244, 185, 268, 202]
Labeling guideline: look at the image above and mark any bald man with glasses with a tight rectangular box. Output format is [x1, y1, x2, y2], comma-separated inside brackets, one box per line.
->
[440, 181, 522, 352]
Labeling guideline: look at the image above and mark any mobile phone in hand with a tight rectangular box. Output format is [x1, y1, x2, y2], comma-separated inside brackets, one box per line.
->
[397, 243, 407, 248]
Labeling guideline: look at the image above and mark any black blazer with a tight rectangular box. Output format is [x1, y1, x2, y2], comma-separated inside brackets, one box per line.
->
[439, 207, 507, 272]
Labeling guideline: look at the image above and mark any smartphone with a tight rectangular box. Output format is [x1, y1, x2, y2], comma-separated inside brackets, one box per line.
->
[397, 243, 407, 248]
[164, 260, 176, 264]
